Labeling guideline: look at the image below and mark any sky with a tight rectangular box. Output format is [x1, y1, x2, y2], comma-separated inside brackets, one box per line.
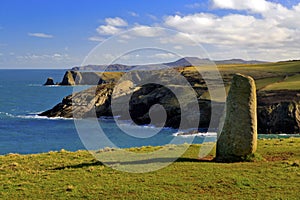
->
[0, 0, 300, 68]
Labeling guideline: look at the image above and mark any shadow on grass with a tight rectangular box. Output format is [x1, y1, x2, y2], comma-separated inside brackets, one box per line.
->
[52, 157, 214, 170]
[53, 160, 103, 170]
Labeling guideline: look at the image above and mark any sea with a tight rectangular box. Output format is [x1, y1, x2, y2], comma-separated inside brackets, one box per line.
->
[0, 70, 298, 155]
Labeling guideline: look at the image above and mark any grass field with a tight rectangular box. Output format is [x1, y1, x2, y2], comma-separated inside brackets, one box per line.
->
[262, 74, 300, 90]
[183, 60, 300, 91]
[1, 138, 299, 199]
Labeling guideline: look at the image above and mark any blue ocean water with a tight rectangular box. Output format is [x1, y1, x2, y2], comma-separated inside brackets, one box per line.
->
[0, 70, 214, 155]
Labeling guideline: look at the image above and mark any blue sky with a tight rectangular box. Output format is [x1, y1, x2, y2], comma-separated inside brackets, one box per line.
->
[0, 0, 299, 68]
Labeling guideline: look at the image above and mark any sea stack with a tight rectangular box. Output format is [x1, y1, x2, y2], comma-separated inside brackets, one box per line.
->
[44, 77, 55, 86]
[216, 73, 257, 162]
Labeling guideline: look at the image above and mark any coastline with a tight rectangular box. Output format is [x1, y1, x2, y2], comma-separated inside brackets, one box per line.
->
[1, 135, 299, 156]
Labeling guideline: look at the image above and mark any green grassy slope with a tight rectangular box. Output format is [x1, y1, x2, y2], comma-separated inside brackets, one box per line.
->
[262, 74, 300, 90]
[1, 138, 299, 199]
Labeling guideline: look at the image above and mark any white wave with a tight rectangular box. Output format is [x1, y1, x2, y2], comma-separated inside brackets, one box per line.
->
[28, 84, 43, 87]
[16, 114, 74, 120]
[0, 112, 73, 120]
[173, 131, 217, 138]
[0, 112, 15, 118]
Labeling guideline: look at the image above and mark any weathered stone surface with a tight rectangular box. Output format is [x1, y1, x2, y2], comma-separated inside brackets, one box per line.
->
[39, 84, 115, 118]
[258, 101, 300, 134]
[60, 71, 76, 85]
[59, 70, 124, 86]
[44, 77, 55, 85]
[216, 73, 257, 162]
[257, 90, 300, 134]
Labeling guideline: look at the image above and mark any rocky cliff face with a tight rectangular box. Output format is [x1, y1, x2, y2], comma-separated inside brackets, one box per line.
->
[257, 90, 300, 134]
[40, 84, 115, 118]
[40, 88, 300, 134]
[39, 81, 224, 130]
[40, 76, 300, 134]
[59, 71, 124, 85]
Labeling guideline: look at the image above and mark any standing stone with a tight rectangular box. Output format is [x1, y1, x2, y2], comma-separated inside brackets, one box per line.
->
[216, 73, 257, 162]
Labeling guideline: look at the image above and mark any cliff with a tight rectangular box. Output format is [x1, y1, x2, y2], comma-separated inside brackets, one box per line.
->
[257, 90, 300, 134]
[39, 80, 300, 134]
[59, 70, 124, 85]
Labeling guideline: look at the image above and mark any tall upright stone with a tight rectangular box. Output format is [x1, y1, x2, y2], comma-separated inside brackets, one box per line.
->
[216, 73, 257, 162]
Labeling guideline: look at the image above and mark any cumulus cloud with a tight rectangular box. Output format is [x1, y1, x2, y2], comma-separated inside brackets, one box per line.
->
[96, 17, 128, 35]
[212, 0, 272, 13]
[97, 25, 123, 35]
[89, 1, 300, 61]
[131, 25, 165, 37]
[105, 17, 128, 27]
[163, 0, 300, 60]
[28, 32, 53, 38]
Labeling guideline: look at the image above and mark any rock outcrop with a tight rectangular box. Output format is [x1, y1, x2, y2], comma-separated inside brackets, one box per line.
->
[59, 71, 124, 86]
[39, 84, 115, 118]
[40, 71, 300, 134]
[44, 77, 55, 86]
[60, 71, 76, 85]
[257, 90, 300, 134]
[216, 73, 257, 162]
[39, 81, 224, 129]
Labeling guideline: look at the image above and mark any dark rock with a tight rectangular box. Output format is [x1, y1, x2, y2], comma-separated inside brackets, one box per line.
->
[60, 71, 76, 85]
[258, 101, 300, 134]
[257, 90, 300, 134]
[59, 70, 123, 86]
[44, 77, 55, 86]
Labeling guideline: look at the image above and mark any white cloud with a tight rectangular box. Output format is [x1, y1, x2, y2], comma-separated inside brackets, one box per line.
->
[163, 0, 300, 61]
[88, 36, 106, 42]
[185, 3, 202, 9]
[131, 25, 165, 37]
[16, 53, 71, 62]
[96, 17, 128, 35]
[96, 25, 123, 35]
[212, 0, 273, 13]
[105, 17, 128, 27]
[88, 1, 300, 61]
[150, 53, 177, 59]
[147, 14, 158, 21]
[128, 11, 139, 17]
[28, 32, 53, 38]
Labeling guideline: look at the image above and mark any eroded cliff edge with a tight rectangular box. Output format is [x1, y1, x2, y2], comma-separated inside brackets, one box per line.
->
[39, 79, 300, 134]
